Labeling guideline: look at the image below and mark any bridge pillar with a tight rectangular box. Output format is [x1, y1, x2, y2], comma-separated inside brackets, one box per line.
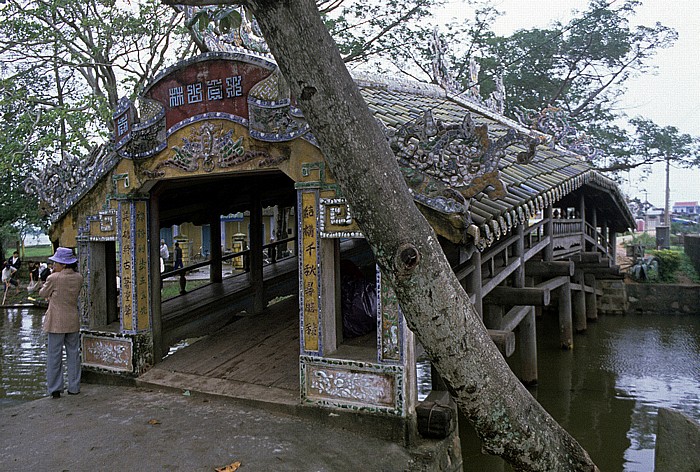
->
[558, 281, 574, 350]
[249, 193, 265, 314]
[209, 214, 222, 284]
[585, 273, 598, 320]
[572, 271, 587, 332]
[515, 224, 537, 385]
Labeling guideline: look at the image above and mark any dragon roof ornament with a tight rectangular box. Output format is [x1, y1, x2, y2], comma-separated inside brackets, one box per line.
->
[24, 144, 118, 220]
[515, 106, 602, 161]
[381, 109, 541, 217]
[181, 5, 271, 56]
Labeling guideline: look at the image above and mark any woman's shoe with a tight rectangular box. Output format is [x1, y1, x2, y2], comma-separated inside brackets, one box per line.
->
[67, 391, 79, 395]
[51, 391, 61, 399]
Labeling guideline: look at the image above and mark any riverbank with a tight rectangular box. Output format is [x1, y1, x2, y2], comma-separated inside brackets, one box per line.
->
[0, 383, 426, 471]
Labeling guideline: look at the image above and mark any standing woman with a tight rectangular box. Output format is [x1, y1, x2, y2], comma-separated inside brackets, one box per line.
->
[39, 247, 83, 398]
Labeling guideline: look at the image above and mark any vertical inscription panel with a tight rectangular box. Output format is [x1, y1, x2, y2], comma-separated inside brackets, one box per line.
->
[133, 201, 150, 331]
[119, 202, 134, 331]
[299, 190, 320, 353]
[82, 334, 133, 372]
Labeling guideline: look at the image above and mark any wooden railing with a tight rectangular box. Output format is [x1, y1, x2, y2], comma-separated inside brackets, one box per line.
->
[161, 235, 298, 295]
[552, 218, 583, 237]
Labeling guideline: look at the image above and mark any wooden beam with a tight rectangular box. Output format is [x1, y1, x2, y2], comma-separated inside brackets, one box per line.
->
[481, 259, 521, 294]
[488, 329, 516, 358]
[484, 286, 551, 306]
[574, 252, 603, 263]
[576, 266, 621, 278]
[523, 237, 551, 261]
[535, 275, 570, 291]
[501, 305, 532, 332]
[525, 260, 574, 277]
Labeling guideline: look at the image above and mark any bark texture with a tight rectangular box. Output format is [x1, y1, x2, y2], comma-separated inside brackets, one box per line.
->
[177, 0, 599, 469]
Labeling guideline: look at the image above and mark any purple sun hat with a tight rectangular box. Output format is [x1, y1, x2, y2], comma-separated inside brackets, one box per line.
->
[48, 247, 78, 265]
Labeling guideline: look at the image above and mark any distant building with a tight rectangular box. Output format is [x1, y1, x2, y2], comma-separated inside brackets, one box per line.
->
[672, 201, 700, 215]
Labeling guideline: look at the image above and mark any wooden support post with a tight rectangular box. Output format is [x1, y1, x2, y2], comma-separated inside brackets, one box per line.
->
[584, 273, 598, 321]
[483, 304, 503, 330]
[559, 281, 574, 350]
[544, 205, 554, 261]
[150, 194, 164, 361]
[601, 220, 608, 254]
[591, 207, 598, 250]
[572, 271, 587, 332]
[579, 194, 586, 251]
[465, 250, 483, 319]
[209, 215, 222, 284]
[249, 194, 265, 314]
[519, 308, 538, 385]
[516, 223, 537, 384]
[610, 230, 617, 261]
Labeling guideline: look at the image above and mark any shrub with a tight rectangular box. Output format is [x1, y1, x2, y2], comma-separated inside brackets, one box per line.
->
[647, 249, 682, 282]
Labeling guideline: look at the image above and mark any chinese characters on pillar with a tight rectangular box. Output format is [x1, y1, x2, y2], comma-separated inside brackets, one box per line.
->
[120, 201, 150, 332]
[134, 201, 150, 331]
[301, 191, 319, 352]
[120, 203, 134, 331]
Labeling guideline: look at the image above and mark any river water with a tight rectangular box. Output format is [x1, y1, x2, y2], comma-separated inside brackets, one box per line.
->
[2, 307, 699, 471]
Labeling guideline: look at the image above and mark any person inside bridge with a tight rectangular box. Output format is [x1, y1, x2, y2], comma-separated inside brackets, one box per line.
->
[39, 247, 83, 398]
[173, 241, 183, 270]
[159, 239, 169, 273]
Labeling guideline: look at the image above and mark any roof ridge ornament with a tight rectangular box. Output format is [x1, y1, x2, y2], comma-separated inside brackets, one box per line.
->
[515, 106, 602, 160]
[182, 5, 271, 55]
[24, 144, 117, 220]
[383, 109, 541, 203]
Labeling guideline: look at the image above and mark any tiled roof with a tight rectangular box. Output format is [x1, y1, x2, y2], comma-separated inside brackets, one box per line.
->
[355, 73, 634, 249]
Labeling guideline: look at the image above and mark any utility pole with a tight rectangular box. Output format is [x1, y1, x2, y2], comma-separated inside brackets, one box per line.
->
[664, 155, 671, 226]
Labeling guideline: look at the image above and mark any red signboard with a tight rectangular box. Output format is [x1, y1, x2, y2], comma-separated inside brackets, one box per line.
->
[144, 59, 274, 131]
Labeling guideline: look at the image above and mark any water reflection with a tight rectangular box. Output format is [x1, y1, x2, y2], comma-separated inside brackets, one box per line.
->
[448, 314, 700, 471]
[3, 307, 700, 471]
[0, 308, 47, 407]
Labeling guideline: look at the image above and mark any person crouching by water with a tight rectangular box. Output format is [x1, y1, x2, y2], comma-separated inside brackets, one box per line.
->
[39, 247, 83, 399]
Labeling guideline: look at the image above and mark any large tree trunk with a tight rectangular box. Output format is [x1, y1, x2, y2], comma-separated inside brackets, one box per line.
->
[169, 0, 598, 469]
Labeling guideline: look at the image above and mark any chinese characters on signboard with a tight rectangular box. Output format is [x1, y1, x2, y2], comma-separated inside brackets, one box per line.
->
[168, 76, 243, 108]
[301, 191, 319, 352]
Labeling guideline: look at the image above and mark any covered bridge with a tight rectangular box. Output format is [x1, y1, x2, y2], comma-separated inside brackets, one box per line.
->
[30, 45, 633, 444]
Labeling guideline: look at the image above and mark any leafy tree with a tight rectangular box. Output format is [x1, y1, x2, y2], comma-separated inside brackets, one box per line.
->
[0, 0, 191, 246]
[630, 118, 700, 225]
[167, 0, 599, 469]
[459, 0, 677, 172]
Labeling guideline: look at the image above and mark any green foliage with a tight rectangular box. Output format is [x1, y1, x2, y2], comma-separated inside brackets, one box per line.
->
[627, 231, 655, 248]
[320, 0, 437, 67]
[671, 221, 700, 235]
[678, 252, 700, 284]
[647, 249, 682, 282]
[0, 0, 190, 245]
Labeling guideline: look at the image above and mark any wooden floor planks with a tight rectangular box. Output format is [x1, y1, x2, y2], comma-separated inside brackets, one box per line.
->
[158, 296, 300, 393]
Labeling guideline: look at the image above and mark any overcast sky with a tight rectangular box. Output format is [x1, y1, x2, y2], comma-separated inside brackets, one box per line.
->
[436, 0, 700, 207]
